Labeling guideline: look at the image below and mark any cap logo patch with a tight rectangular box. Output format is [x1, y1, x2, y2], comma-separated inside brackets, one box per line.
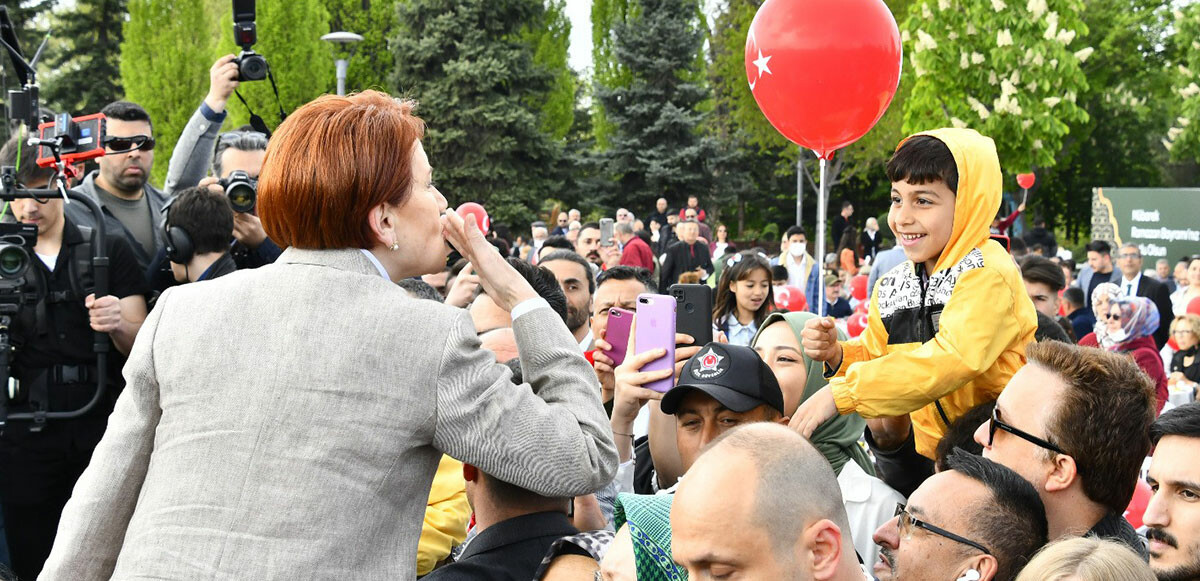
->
[692, 348, 727, 380]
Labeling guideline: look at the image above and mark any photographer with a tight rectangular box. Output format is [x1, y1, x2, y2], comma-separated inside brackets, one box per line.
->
[0, 132, 150, 580]
[164, 54, 280, 270]
[164, 186, 238, 283]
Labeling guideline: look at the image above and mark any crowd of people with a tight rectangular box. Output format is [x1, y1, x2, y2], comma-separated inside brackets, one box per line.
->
[0, 55, 1195, 581]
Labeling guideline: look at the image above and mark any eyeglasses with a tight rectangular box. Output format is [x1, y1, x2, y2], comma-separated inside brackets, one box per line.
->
[894, 504, 991, 555]
[1174, 329, 1195, 336]
[1104, 312, 1122, 321]
[103, 134, 156, 153]
[988, 406, 1066, 455]
[1117, 253, 1141, 259]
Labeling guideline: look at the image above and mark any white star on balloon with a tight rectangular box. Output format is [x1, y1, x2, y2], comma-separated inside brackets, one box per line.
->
[747, 30, 773, 91]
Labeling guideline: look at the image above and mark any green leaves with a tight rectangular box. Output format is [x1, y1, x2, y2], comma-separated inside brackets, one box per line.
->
[1167, 3, 1200, 162]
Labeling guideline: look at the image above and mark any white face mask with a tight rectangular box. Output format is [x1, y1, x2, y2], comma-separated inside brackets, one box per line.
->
[789, 243, 807, 258]
[1108, 328, 1127, 343]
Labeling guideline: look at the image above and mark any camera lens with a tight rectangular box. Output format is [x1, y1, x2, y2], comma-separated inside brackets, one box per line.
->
[226, 182, 257, 213]
[238, 53, 268, 82]
[0, 243, 29, 279]
[685, 304, 695, 314]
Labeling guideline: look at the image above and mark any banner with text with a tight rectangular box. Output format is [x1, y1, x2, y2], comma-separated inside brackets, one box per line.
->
[1092, 187, 1200, 261]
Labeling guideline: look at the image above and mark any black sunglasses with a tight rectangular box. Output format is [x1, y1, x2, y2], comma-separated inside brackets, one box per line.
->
[895, 504, 992, 555]
[103, 134, 156, 153]
[1104, 312, 1122, 321]
[988, 406, 1066, 455]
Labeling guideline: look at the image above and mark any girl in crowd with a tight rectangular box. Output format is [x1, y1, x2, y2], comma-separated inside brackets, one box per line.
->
[713, 251, 775, 346]
[709, 223, 735, 260]
[1170, 256, 1200, 317]
[1104, 296, 1167, 412]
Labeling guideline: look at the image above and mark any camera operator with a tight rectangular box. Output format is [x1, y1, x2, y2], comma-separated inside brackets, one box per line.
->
[67, 101, 169, 275]
[0, 133, 150, 580]
[164, 55, 280, 270]
[164, 186, 238, 283]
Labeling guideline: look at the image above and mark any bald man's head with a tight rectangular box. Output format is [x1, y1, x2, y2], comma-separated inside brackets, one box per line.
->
[479, 327, 518, 363]
[672, 423, 859, 580]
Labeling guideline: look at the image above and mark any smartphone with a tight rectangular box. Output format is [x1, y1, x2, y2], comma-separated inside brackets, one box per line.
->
[602, 307, 635, 366]
[635, 293, 677, 393]
[670, 283, 713, 346]
[599, 218, 615, 247]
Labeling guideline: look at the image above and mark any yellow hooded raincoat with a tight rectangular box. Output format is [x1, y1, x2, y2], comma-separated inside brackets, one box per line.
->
[829, 128, 1038, 459]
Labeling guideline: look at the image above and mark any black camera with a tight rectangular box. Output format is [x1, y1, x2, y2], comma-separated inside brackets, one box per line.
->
[0, 223, 35, 285]
[220, 170, 256, 213]
[232, 0, 268, 82]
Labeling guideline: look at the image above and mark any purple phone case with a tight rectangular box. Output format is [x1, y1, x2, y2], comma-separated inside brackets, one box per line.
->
[635, 293, 677, 393]
[602, 307, 634, 366]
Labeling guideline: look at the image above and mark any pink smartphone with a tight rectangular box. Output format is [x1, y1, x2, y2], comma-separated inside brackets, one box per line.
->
[602, 307, 634, 366]
[635, 293, 677, 393]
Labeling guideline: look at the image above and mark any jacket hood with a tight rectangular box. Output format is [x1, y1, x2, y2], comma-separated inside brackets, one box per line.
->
[896, 128, 1003, 273]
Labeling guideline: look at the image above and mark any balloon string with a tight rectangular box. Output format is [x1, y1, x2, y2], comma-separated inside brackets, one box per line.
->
[817, 155, 828, 317]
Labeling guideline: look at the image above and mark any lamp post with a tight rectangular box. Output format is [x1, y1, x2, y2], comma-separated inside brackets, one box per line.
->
[321, 31, 364, 96]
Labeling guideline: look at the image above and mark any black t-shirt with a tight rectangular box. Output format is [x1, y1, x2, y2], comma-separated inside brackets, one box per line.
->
[1086, 271, 1110, 312]
[10, 216, 150, 400]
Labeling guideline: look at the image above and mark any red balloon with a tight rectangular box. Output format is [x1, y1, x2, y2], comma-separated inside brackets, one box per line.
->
[850, 275, 868, 302]
[456, 202, 490, 236]
[1124, 479, 1152, 529]
[1168, 336, 1180, 351]
[847, 312, 868, 338]
[774, 285, 808, 312]
[855, 299, 869, 314]
[745, 0, 902, 159]
[1189, 296, 1200, 316]
[1016, 173, 1036, 189]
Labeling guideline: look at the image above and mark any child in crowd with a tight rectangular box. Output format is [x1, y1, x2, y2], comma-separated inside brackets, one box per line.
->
[795, 128, 1038, 469]
[713, 251, 775, 347]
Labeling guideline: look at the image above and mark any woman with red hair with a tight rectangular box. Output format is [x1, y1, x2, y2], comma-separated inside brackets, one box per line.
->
[41, 91, 617, 580]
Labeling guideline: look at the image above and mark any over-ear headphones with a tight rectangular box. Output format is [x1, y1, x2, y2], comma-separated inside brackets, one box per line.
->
[161, 198, 195, 264]
[957, 569, 981, 581]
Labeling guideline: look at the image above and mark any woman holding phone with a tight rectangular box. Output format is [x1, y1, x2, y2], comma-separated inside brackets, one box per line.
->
[42, 91, 617, 580]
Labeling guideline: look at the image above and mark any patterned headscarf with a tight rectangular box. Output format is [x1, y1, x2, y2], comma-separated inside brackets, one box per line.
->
[1104, 296, 1161, 352]
[613, 493, 686, 581]
[1091, 282, 1122, 348]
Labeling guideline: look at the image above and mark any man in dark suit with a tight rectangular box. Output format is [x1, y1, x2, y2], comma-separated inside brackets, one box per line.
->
[424, 464, 578, 580]
[1116, 243, 1174, 349]
[659, 220, 712, 290]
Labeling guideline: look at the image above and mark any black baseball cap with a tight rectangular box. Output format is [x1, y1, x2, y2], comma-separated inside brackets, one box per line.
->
[660, 343, 785, 415]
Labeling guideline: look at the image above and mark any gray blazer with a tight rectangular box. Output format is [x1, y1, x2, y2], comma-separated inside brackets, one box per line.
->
[40, 248, 617, 580]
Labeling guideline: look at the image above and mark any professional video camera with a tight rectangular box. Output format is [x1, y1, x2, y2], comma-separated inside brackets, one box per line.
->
[232, 0, 268, 82]
[220, 169, 256, 213]
[0, 7, 113, 432]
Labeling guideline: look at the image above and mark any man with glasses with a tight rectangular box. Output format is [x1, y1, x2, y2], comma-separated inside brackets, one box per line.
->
[1116, 242, 1173, 349]
[872, 449, 1047, 581]
[70, 100, 167, 273]
[974, 341, 1155, 558]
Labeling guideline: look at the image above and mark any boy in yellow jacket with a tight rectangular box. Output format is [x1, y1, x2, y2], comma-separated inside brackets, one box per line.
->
[796, 128, 1037, 467]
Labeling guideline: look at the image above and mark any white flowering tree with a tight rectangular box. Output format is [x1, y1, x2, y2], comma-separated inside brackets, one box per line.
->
[1166, 3, 1200, 162]
[901, 0, 1091, 173]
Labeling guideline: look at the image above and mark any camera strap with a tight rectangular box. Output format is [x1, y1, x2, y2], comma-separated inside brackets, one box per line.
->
[233, 65, 287, 138]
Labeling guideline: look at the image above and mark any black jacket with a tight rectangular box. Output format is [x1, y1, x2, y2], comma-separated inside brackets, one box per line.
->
[424, 512, 578, 580]
[1133, 276, 1174, 350]
[659, 240, 712, 291]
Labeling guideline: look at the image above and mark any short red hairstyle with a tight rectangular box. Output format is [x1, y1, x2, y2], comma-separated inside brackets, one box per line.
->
[258, 90, 425, 249]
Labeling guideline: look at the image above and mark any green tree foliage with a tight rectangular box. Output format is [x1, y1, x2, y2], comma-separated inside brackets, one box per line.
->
[323, 0, 397, 93]
[1034, 0, 1174, 238]
[523, 0, 576, 139]
[1167, 3, 1200, 163]
[390, 0, 564, 227]
[903, 0, 1090, 174]
[216, 0, 333, 131]
[589, 0, 636, 147]
[597, 0, 716, 211]
[121, 0, 219, 186]
[2, 1, 53, 64]
[40, 0, 127, 116]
